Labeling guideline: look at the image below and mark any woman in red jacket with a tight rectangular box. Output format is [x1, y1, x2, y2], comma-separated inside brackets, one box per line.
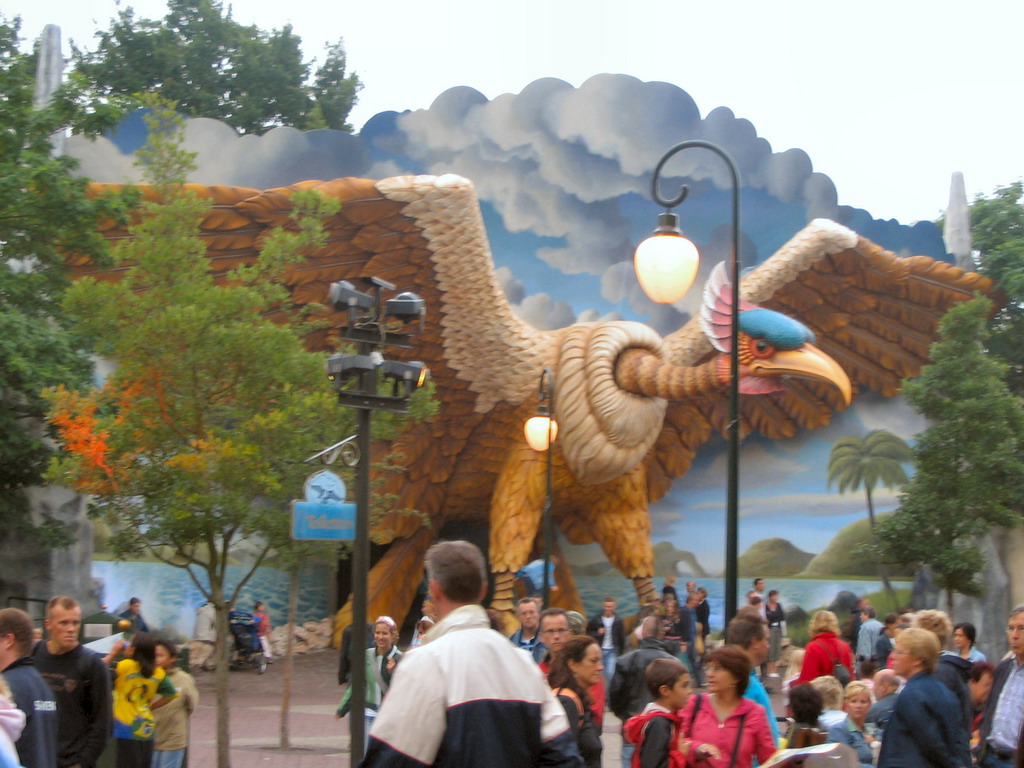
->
[794, 610, 854, 686]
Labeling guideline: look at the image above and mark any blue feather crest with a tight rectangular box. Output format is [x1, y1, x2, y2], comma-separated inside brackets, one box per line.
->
[739, 308, 815, 350]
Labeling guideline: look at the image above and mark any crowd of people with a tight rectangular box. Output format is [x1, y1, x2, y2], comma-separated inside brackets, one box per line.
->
[3, 562, 1023, 768]
[349, 562, 1024, 768]
[0, 596, 201, 768]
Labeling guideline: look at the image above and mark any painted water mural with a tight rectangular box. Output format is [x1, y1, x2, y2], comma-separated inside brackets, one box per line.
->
[92, 560, 330, 640]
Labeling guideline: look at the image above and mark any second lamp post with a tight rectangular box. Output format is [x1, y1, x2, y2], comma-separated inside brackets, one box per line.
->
[523, 368, 558, 607]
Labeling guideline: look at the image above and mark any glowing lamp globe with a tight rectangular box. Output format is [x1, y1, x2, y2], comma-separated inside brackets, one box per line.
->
[634, 232, 700, 304]
[524, 416, 558, 451]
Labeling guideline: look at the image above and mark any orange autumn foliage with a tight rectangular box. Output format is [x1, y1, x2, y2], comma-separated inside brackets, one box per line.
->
[48, 386, 119, 494]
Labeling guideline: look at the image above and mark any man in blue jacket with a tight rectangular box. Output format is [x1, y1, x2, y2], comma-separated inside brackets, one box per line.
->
[0, 608, 57, 768]
[877, 627, 970, 768]
[508, 597, 545, 663]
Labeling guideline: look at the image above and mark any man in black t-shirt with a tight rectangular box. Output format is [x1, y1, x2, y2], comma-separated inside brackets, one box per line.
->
[32, 596, 112, 768]
[0, 607, 57, 768]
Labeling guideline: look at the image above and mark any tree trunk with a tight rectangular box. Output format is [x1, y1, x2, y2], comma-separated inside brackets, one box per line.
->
[865, 486, 897, 604]
[214, 590, 232, 768]
[279, 566, 299, 749]
[946, 588, 955, 620]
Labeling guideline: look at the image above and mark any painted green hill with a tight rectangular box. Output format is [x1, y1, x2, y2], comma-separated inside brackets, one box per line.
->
[738, 538, 815, 577]
[799, 512, 915, 578]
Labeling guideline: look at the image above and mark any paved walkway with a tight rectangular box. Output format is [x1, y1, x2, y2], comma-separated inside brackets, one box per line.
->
[185, 649, 788, 768]
[189, 649, 348, 767]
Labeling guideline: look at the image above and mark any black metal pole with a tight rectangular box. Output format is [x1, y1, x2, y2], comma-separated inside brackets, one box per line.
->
[349, 358, 373, 765]
[327, 275, 421, 766]
[541, 370, 555, 607]
[648, 140, 741, 623]
[725, 157, 741, 627]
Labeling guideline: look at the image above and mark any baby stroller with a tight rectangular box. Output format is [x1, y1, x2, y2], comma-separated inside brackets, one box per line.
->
[228, 609, 267, 674]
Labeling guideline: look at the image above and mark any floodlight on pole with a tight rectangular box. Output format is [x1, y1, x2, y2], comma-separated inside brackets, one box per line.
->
[323, 275, 425, 765]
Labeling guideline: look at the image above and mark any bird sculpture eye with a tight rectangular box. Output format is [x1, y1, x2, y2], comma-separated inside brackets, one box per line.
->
[752, 339, 774, 358]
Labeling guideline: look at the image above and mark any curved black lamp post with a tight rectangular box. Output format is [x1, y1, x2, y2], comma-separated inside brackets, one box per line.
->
[634, 140, 742, 623]
[524, 368, 557, 607]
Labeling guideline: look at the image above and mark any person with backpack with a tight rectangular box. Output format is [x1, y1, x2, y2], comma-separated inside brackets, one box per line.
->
[623, 658, 691, 768]
[548, 636, 603, 768]
[611, 617, 676, 768]
[794, 611, 854, 686]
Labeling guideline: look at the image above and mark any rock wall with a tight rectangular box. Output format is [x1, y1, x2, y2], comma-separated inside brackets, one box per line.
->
[0, 486, 100, 619]
[187, 617, 333, 670]
[951, 532, 1011, 663]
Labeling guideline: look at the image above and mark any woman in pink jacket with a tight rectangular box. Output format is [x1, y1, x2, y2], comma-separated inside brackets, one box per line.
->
[794, 610, 854, 686]
[677, 646, 776, 767]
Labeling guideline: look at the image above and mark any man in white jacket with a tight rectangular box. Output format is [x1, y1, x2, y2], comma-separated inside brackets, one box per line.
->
[360, 540, 582, 768]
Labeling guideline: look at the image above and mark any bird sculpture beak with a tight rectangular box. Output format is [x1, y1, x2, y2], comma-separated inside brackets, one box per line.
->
[747, 344, 852, 405]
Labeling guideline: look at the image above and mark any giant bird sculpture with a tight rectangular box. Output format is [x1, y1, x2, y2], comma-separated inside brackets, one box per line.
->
[73, 174, 991, 636]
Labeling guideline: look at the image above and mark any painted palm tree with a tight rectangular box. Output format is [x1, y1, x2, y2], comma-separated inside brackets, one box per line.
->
[828, 429, 913, 598]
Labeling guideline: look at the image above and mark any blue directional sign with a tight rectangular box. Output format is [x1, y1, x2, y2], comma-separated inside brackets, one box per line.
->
[291, 470, 356, 541]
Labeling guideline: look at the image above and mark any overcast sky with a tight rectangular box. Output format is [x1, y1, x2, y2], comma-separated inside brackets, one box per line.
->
[12, 0, 1023, 225]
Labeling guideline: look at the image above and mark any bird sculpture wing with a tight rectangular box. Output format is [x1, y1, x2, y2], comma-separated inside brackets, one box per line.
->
[644, 218, 993, 503]
[74, 178, 991, 527]
[72, 174, 556, 540]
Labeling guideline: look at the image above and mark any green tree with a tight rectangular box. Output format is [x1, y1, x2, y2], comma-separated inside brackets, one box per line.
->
[45, 100, 434, 767]
[70, 0, 362, 134]
[0, 16, 130, 544]
[876, 297, 1024, 613]
[827, 429, 912, 599]
[44, 101, 348, 768]
[970, 182, 1024, 394]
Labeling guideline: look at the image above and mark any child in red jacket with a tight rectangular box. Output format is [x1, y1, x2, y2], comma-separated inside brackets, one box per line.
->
[623, 658, 692, 768]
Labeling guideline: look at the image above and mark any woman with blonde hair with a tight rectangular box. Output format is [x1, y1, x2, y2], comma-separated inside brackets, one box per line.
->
[795, 611, 853, 685]
[826, 680, 876, 767]
[336, 616, 402, 753]
[877, 627, 971, 767]
[781, 648, 805, 696]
